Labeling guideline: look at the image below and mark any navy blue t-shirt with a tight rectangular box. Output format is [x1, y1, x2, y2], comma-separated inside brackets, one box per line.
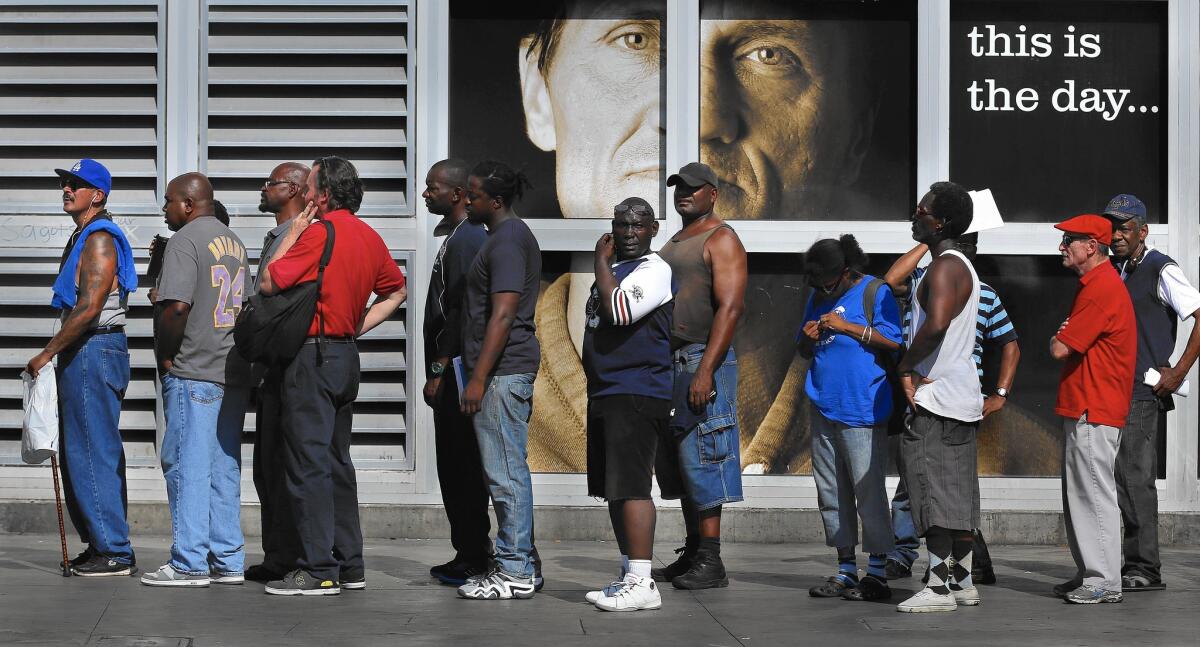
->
[801, 276, 903, 428]
[582, 253, 674, 400]
[462, 218, 542, 377]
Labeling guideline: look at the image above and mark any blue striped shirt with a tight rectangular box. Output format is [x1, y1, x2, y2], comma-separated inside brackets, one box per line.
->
[902, 267, 1018, 376]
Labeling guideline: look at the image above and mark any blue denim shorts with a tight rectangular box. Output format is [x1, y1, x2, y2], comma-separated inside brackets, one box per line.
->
[655, 344, 743, 510]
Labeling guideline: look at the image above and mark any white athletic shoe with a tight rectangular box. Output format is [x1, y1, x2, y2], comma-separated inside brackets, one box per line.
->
[896, 587, 958, 613]
[952, 586, 981, 606]
[457, 568, 537, 600]
[141, 564, 211, 587]
[585, 565, 628, 604]
[594, 575, 662, 612]
[586, 580, 626, 604]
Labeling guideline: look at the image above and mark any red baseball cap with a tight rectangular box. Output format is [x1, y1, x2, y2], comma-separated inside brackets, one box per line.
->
[1055, 214, 1112, 246]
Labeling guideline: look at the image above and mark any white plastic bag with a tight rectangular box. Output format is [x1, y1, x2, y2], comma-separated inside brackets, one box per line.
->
[21, 369, 59, 465]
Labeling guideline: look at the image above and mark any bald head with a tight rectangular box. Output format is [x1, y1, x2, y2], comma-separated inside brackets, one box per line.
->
[260, 162, 311, 220]
[163, 172, 216, 232]
[275, 162, 310, 187]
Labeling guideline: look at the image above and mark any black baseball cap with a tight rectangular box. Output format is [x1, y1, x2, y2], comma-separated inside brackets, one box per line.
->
[666, 162, 718, 189]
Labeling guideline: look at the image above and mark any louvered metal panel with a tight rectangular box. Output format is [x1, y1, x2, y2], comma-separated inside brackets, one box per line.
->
[0, 249, 412, 470]
[0, 2, 164, 215]
[203, 1, 412, 217]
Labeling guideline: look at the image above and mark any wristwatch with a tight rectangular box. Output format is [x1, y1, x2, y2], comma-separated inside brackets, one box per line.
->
[995, 387, 1009, 398]
[430, 361, 446, 376]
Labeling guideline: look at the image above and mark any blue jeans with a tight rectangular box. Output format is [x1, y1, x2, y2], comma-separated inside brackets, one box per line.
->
[809, 410, 894, 555]
[472, 372, 536, 578]
[888, 478, 921, 567]
[57, 331, 133, 563]
[657, 344, 742, 510]
[160, 374, 249, 575]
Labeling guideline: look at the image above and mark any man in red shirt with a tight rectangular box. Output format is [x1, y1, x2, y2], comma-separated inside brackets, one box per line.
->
[1049, 214, 1136, 605]
[258, 156, 407, 595]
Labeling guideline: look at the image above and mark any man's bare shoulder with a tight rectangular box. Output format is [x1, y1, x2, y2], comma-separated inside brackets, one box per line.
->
[926, 249, 969, 280]
[705, 221, 745, 254]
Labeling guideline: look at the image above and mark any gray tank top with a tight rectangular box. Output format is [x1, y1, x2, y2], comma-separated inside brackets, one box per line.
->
[658, 223, 733, 345]
[60, 288, 126, 328]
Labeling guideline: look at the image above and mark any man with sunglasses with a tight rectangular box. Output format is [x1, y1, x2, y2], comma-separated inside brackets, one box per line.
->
[243, 162, 311, 583]
[653, 162, 747, 590]
[583, 197, 673, 611]
[258, 157, 407, 595]
[1102, 195, 1200, 594]
[894, 182, 984, 612]
[26, 159, 139, 576]
[1050, 214, 1136, 604]
[882, 232, 1020, 586]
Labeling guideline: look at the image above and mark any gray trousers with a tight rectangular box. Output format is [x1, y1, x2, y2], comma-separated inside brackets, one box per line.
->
[1116, 400, 1162, 580]
[899, 409, 980, 535]
[810, 410, 894, 555]
[1062, 414, 1122, 592]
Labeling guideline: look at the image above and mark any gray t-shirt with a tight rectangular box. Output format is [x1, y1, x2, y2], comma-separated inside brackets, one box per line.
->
[252, 220, 291, 295]
[156, 216, 249, 386]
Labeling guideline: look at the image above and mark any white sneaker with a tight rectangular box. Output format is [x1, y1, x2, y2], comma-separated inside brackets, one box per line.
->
[951, 586, 981, 606]
[585, 580, 626, 604]
[211, 571, 244, 585]
[585, 565, 628, 604]
[896, 587, 957, 613]
[594, 575, 662, 612]
[457, 568, 536, 600]
[141, 564, 211, 587]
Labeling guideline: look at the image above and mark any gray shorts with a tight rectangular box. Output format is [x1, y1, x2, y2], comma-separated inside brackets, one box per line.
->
[899, 409, 980, 535]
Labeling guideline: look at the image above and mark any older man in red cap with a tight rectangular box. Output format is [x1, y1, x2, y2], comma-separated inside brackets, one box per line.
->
[1049, 214, 1136, 604]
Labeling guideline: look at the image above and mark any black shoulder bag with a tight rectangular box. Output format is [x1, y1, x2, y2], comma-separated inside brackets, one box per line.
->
[862, 278, 909, 435]
[234, 220, 335, 366]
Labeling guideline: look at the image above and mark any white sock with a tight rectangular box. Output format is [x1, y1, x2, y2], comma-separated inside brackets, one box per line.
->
[621, 554, 630, 576]
[628, 559, 652, 579]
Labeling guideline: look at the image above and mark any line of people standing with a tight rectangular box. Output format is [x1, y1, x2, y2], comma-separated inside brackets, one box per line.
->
[32, 157, 407, 596]
[32, 155, 1197, 609]
[421, 160, 747, 608]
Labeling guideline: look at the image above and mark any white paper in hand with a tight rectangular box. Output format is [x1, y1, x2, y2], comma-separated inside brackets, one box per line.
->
[21, 369, 59, 464]
[965, 189, 1004, 235]
[1144, 368, 1190, 397]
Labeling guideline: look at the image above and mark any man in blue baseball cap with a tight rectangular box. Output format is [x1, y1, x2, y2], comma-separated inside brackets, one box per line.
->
[26, 158, 139, 576]
[1103, 194, 1200, 593]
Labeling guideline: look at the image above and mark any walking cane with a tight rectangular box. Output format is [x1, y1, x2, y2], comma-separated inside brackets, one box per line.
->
[50, 455, 70, 577]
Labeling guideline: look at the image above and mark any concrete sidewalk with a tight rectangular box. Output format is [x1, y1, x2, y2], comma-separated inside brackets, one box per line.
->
[0, 533, 1197, 647]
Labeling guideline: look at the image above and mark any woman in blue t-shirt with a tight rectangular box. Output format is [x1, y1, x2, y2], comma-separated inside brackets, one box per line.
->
[798, 235, 903, 602]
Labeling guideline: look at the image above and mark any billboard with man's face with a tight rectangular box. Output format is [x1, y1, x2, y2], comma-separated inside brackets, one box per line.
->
[451, 1, 979, 476]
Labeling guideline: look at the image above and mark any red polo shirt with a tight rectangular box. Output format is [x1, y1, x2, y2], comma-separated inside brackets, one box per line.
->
[1055, 260, 1136, 427]
[268, 209, 405, 337]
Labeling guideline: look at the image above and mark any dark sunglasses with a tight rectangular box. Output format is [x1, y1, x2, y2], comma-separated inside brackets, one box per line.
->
[614, 204, 653, 217]
[911, 205, 933, 221]
[1061, 233, 1092, 246]
[60, 178, 93, 192]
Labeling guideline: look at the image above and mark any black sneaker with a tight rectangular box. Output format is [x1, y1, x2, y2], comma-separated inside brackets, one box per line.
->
[72, 554, 136, 577]
[435, 559, 489, 586]
[651, 544, 696, 583]
[973, 565, 997, 585]
[265, 569, 340, 596]
[62, 547, 94, 570]
[245, 563, 285, 583]
[671, 549, 728, 590]
[340, 574, 366, 590]
[430, 558, 458, 580]
[885, 560, 912, 579]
